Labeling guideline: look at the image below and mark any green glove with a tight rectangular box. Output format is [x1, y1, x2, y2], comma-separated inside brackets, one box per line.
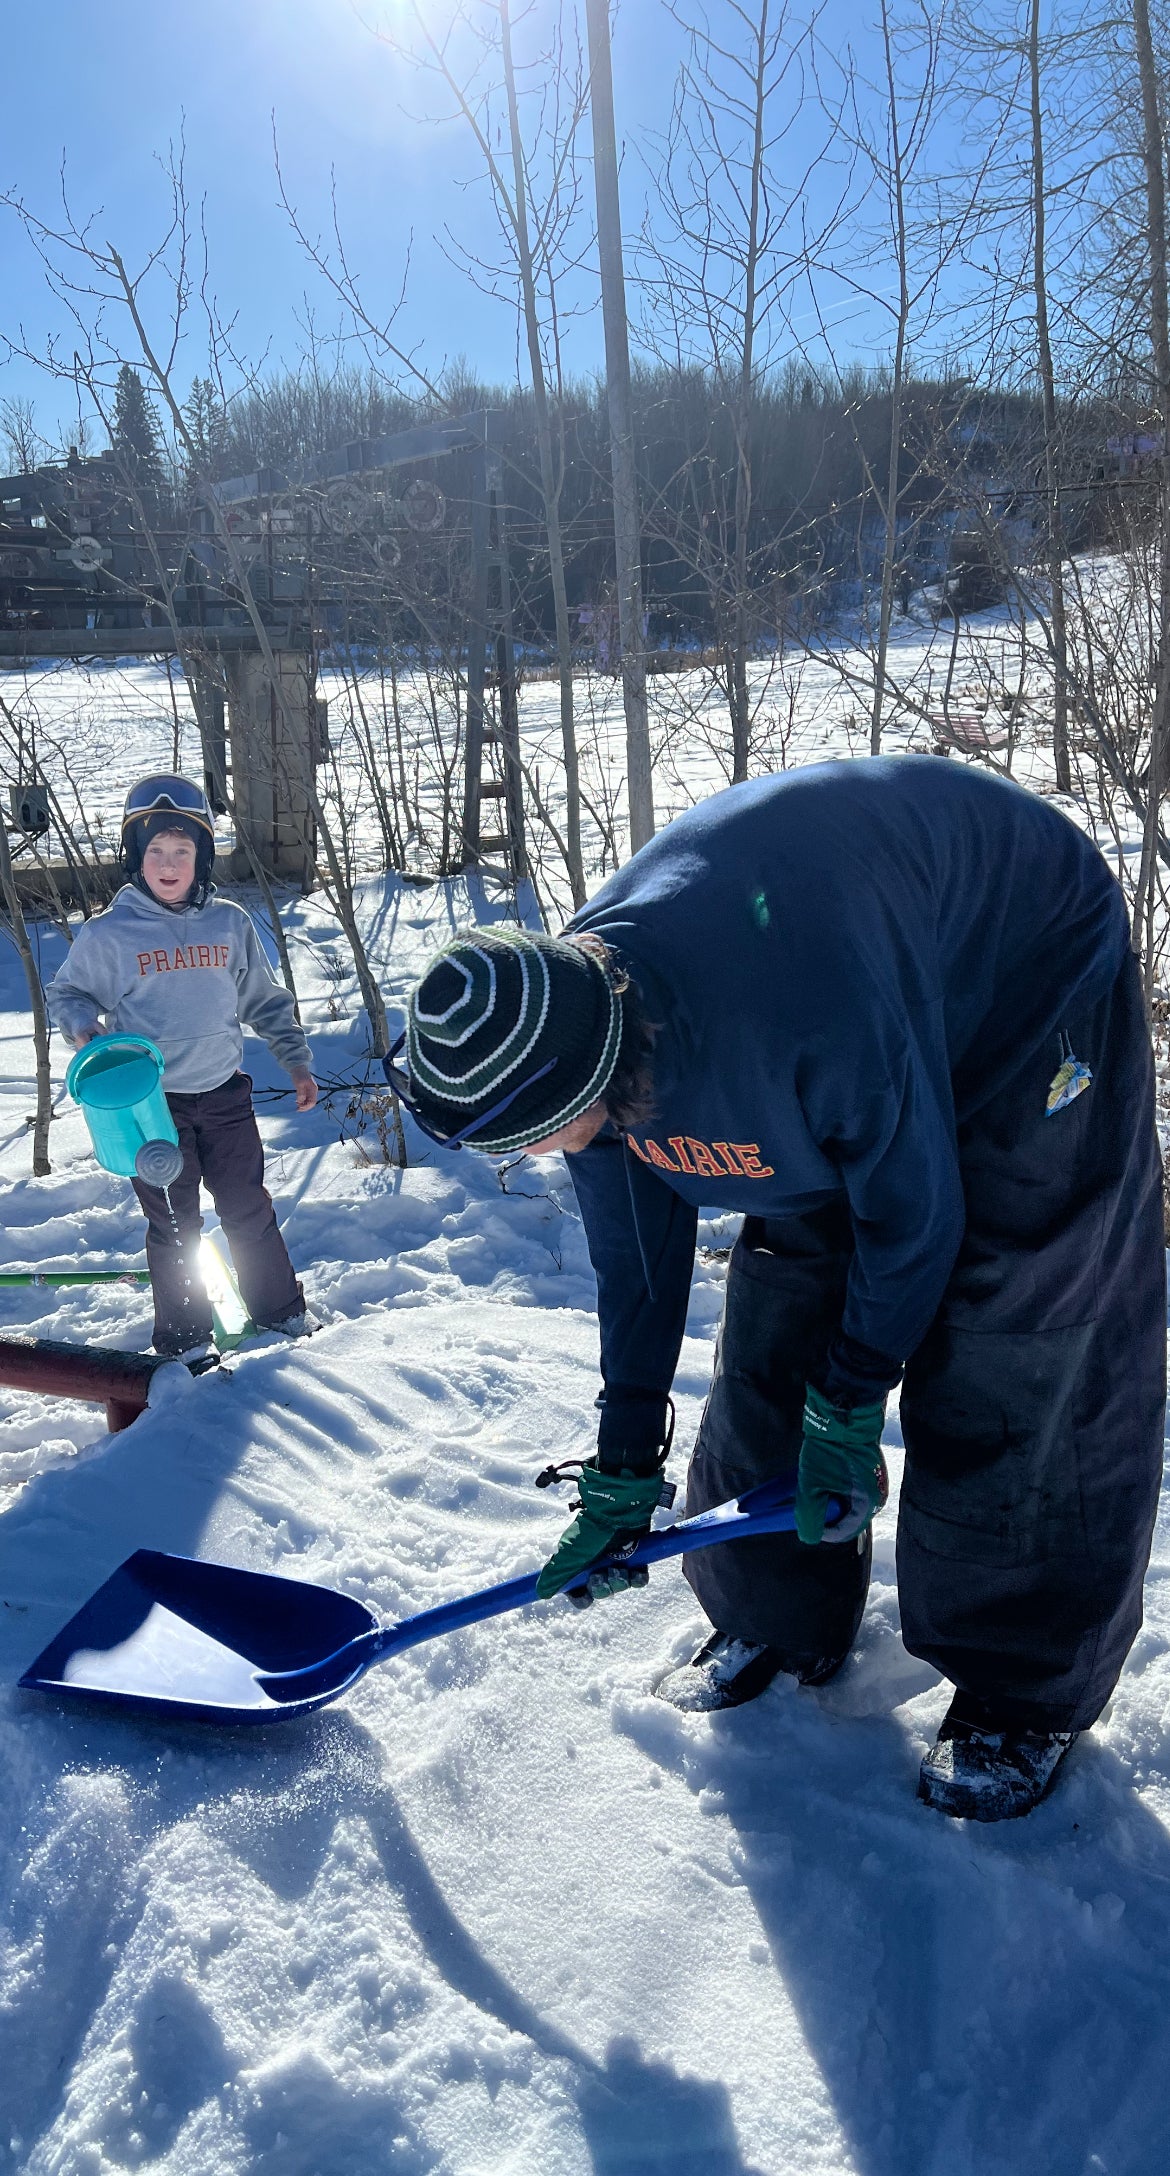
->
[536, 1460, 663, 1601]
[796, 1385, 889, 1546]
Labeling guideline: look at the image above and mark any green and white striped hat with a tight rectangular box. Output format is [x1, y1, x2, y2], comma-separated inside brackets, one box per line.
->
[405, 928, 623, 1152]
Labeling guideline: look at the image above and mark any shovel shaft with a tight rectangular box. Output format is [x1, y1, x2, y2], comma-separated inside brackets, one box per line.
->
[374, 1488, 816, 1662]
[262, 1482, 829, 1699]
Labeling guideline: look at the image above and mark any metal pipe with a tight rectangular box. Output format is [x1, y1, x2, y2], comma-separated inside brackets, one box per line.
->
[0, 1334, 165, 1433]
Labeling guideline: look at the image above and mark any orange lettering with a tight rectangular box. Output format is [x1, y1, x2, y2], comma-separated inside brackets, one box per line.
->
[730, 1142, 774, 1179]
[632, 1133, 773, 1181]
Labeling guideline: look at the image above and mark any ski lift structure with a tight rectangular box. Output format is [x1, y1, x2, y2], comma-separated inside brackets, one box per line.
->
[0, 411, 525, 890]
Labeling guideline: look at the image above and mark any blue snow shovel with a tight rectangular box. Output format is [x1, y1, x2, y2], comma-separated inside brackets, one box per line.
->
[18, 1477, 840, 1727]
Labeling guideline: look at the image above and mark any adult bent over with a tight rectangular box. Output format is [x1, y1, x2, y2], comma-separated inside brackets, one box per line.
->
[398, 759, 1165, 1821]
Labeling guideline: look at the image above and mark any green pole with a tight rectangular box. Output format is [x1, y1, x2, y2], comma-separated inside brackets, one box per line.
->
[2, 1256, 251, 1350]
[0, 1271, 152, 1288]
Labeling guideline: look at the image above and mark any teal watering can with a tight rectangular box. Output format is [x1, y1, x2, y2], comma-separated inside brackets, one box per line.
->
[66, 1035, 185, 1188]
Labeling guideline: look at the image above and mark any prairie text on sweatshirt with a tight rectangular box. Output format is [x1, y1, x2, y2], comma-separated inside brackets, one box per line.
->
[48, 887, 311, 1093]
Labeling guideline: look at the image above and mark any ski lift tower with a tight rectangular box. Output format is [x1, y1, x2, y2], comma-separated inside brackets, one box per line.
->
[202, 408, 525, 886]
[0, 411, 525, 893]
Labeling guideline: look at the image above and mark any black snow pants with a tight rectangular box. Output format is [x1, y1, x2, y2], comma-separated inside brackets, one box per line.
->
[683, 951, 1166, 1731]
[132, 1071, 302, 1356]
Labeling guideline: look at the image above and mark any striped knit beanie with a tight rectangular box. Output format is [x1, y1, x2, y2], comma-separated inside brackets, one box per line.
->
[406, 928, 622, 1152]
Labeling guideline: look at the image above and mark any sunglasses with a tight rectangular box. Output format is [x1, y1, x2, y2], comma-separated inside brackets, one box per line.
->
[380, 1033, 558, 1151]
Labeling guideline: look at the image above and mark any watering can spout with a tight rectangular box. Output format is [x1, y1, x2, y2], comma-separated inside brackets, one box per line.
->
[134, 1138, 184, 1187]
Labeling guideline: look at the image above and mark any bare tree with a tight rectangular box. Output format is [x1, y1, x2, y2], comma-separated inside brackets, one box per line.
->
[1, 397, 49, 473]
[948, 0, 1110, 794]
[335, 0, 590, 904]
[0, 163, 412, 1141]
[0, 725, 53, 1175]
[1126, 0, 1170, 985]
[584, 0, 654, 849]
[640, 1, 845, 780]
[1026, 0, 1073, 791]
[807, 1, 1001, 751]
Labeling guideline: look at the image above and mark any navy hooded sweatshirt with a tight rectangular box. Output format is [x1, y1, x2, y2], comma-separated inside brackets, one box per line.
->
[565, 758, 1131, 1458]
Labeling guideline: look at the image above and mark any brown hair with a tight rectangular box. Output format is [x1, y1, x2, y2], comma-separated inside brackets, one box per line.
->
[569, 932, 658, 1129]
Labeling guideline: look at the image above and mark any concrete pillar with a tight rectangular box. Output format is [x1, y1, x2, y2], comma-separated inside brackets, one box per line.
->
[189, 675, 228, 814]
[224, 650, 317, 886]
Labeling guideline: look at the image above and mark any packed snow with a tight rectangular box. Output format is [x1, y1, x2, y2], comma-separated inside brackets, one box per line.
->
[2, 609, 1169, 2175]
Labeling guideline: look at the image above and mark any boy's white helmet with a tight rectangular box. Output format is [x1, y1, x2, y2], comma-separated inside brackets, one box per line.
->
[121, 775, 216, 903]
[121, 775, 215, 842]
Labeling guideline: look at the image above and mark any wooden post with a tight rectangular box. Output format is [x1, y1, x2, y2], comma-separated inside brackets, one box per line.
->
[224, 649, 317, 886]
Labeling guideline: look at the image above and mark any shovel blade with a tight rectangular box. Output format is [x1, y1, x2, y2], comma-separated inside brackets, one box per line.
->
[19, 1551, 379, 1723]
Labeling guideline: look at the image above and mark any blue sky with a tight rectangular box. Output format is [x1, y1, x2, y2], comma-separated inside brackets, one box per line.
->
[1, 0, 692, 439]
[0, 0, 1006, 457]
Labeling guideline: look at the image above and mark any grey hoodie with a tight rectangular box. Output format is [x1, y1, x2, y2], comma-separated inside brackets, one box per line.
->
[48, 886, 311, 1093]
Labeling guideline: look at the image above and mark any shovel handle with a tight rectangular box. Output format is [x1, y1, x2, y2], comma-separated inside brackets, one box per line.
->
[369, 1478, 837, 1666]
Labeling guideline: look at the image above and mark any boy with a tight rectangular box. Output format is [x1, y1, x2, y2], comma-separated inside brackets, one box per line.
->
[48, 773, 318, 1359]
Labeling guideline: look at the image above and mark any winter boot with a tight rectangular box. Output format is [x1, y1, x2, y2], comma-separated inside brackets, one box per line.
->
[249, 1307, 321, 1343]
[272, 1306, 321, 1339]
[182, 1345, 222, 1375]
[918, 1691, 1078, 1821]
[156, 1338, 218, 1369]
[655, 1630, 847, 1712]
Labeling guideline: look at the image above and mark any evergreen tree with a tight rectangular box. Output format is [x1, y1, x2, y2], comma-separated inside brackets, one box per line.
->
[111, 364, 164, 495]
[183, 375, 228, 486]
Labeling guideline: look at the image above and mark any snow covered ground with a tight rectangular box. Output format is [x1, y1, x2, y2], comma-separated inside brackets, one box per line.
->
[3, 573, 1135, 925]
[2, 608, 1169, 2174]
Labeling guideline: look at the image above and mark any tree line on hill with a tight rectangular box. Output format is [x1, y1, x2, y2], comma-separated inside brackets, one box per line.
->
[42, 350, 1142, 661]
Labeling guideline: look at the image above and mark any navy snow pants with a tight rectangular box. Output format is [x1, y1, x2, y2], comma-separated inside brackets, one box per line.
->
[132, 1071, 302, 1355]
[683, 952, 1166, 1731]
